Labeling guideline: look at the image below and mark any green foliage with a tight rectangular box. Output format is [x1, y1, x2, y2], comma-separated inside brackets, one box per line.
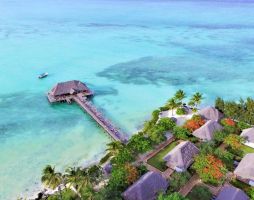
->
[224, 134, 244, 151]
[215, 97, 254, 125]
[127, 133, 152, 154]
[167, 98, 181, 115]
[249, 188, 254, 200]
[214, 148, 234, 170]
[47, 189, 79, 200]
[188, 92, 203, 110]
[112, 148, 134, 165]
[100, 141, 124, 164]
[137, 165, 148, 176]
[176, 107, 186, 115]
[157, 192, 189, 200]
[41, 165, 63, 189]
[157, 118, 176, 131]
[230, 178, 253, 197]
[187, 185, 212, 200]
[87, 165, 102, 183]
[64, 167, 90, 191]
[169, 171, 191, 192]
[213, 130, 228, 144]
[149, 126, 167, 144]
[237, 121, 251, 131]
[80, 184, 96, 200]
[143, 110, 160, 132]
[192, 154, 227, 185]
[215, 97, 225, 112]
[174, 90, 186, 102]
[108, 164, 138, 191]
[172, 126, 190, 140]
[95, 185, 122, 200]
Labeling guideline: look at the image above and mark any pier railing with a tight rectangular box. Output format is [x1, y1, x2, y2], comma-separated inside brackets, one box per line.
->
[72, 96, 127, 143]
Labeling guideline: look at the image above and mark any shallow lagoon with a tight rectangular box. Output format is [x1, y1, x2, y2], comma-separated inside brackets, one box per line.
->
[0, 0, 254, 199]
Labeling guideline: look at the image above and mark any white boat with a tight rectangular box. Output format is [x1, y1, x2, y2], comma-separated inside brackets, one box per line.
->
[38, 72, 48, 79]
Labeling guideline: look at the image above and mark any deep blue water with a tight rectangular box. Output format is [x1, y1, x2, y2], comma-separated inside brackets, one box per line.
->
[0, 0, 254, 199]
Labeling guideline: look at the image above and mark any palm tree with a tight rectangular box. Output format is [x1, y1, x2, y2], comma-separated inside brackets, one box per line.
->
[106, 141, 124, 155]
[174, 89, 186, 106]
[167, 98, 181, 116]
[41, 165, 63, 189]
[100, 141, 124, 164]
[189, 92, 203, 111]
[65, 167, 90, 192]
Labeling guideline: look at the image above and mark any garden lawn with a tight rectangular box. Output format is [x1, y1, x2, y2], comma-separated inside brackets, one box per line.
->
[147, 141, 179, 171]
[242, 145, 254, 156]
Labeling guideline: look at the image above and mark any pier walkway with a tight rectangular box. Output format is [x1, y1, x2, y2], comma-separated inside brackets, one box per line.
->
[47, 80, 128, 143]
[72, 95, 127, 143]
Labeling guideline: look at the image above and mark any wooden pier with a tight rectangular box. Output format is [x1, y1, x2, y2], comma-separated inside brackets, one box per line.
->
[47, 80, 128, 143]
[72, 95, 127, 143]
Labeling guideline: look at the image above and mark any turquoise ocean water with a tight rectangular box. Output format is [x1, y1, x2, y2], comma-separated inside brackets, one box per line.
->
[0, 0, 254, 199]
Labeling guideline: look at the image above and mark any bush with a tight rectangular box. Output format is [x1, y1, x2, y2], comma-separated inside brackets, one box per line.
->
[213, 130, 228, 144]
[172, 126, 190, 140]
[176, 107, 186, 115]
[224, 134, 243, 151]
[187, 185, 212, 200]
[214, 148, 234, 170]
[169, 171, 191, 192]
[157, 118, 176, 131]
[158, 192, 188, 200]
[112, 148, 134, 165]
[237, 121, 251, 131]
[127, 133, 152, 154]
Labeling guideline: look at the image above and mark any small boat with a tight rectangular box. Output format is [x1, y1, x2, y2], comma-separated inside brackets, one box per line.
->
[38, 72, 48, 79]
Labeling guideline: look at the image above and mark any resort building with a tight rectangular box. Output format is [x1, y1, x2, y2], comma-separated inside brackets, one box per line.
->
[47, 80, 93, 103]
[163, 141, 199, 172]
[192, 120, 223, 141]
[234, 153, 254, 186]
[241, 128, 254, 148]
[215, 185, 249, 200]
[198, 106, 223, 122]
[122, 171, 168, 200]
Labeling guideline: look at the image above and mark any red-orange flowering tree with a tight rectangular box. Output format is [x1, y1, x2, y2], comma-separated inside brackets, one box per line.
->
[193, 154, 227, 185]
[222, 118, 236, 127]
[184, 115, 206, 132]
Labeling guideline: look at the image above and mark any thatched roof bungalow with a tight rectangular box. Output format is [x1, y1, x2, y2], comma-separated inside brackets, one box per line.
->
[198, 106, 223, 122]
[192, 120, 223, 141]
[215, 185, 249, 200]
[163, 141, 199, 172]
[47, 80, 92, 103]
[234, 153, 254, 186]
[122, 171, 168, 200]
[241, 128, 254, 148]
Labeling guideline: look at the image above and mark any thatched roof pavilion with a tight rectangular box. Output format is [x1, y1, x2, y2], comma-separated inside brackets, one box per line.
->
[241, 128, 254, 143]
[47, 80, 92, 103]
[215, 185, 249, 200]
[192, 120, 223, 141]
[198, 106, 224, 122]
[122, 171, 168, 200]
[163, 141, 199, 172]
[234, 153, 254, 186]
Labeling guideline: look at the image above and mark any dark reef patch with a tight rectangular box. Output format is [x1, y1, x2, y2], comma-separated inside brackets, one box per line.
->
[96, 56, 244, 85]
